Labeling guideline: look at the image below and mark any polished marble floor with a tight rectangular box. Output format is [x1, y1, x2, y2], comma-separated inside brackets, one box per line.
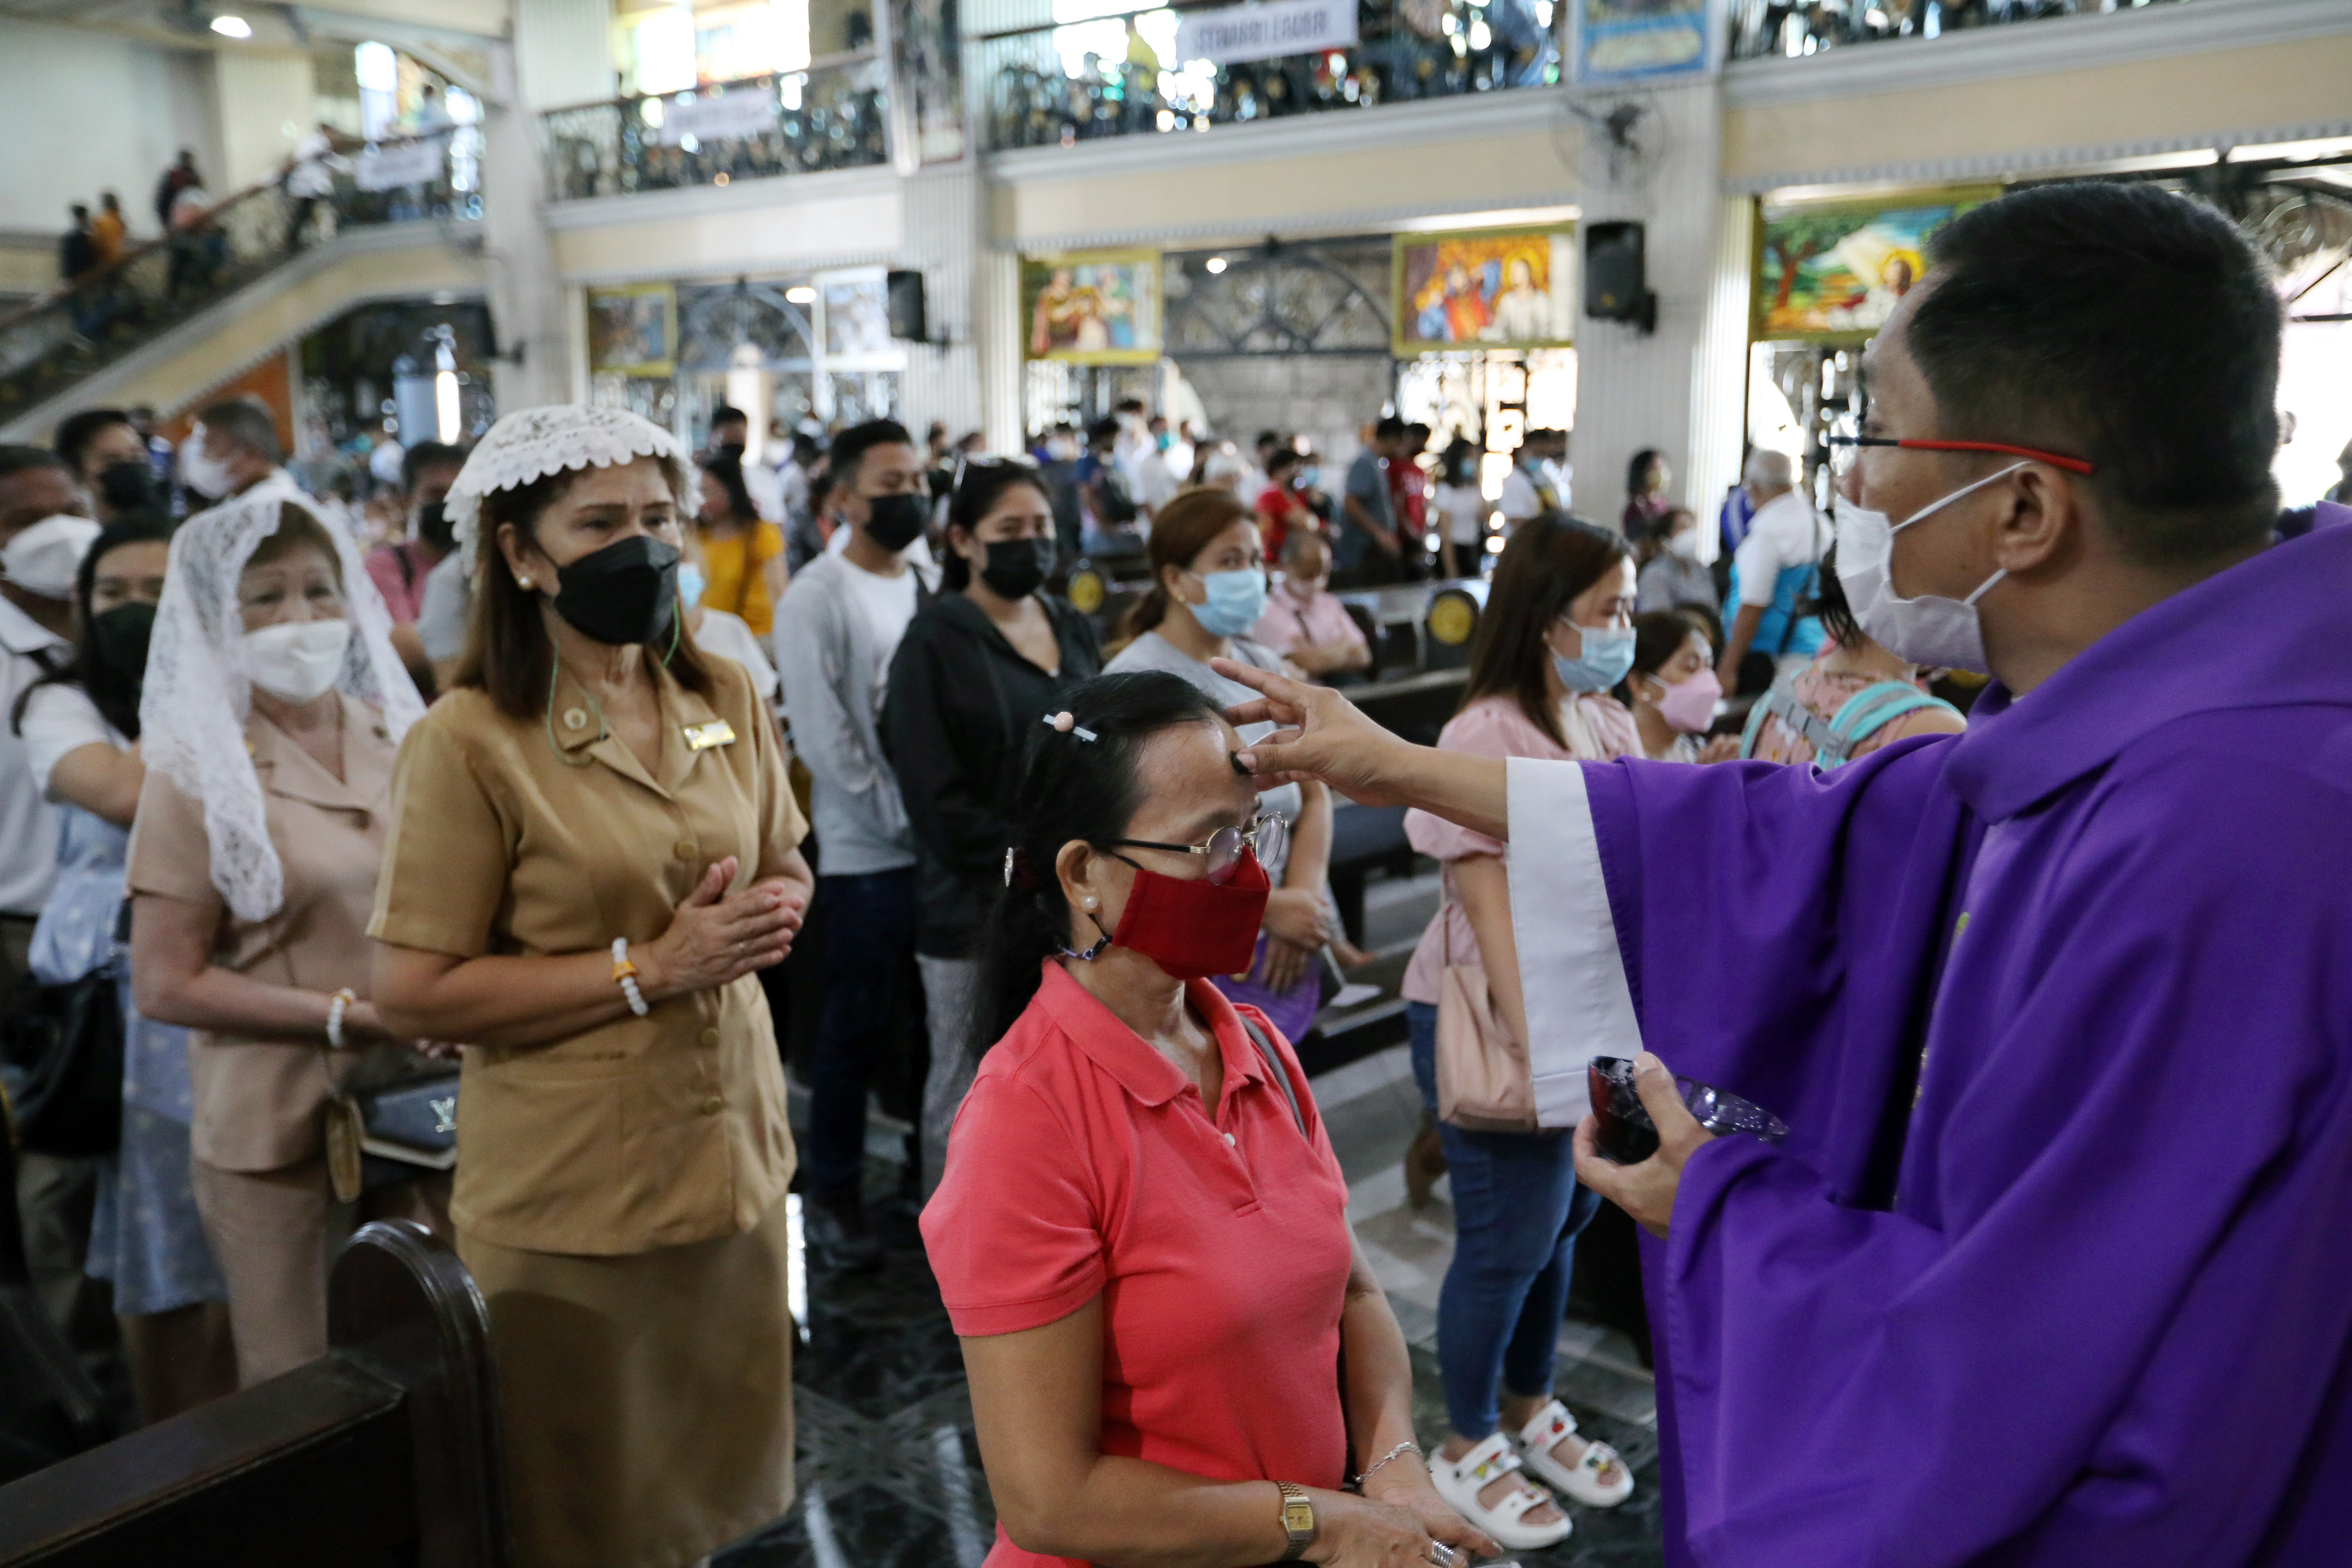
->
[723, 869, 1665, 1567]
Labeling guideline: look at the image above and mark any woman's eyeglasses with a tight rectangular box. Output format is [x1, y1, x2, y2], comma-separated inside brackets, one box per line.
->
[1108, 814, 1287, 885]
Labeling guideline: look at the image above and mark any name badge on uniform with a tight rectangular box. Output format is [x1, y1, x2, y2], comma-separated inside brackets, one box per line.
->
[683, 719, 738, 751]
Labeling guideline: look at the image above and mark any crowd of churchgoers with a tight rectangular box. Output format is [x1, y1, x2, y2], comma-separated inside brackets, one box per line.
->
[5, 179, 2352, 1568]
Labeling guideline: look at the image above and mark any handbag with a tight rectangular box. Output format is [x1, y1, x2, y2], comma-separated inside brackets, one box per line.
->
[1433, 876, 1537, 1133]
[326, 1070, 460, 1204]
[0, 968, 124, 1158]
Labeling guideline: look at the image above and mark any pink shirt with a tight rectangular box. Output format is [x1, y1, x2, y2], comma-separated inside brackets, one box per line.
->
[922, 964, 1354, 1567]
[364, 541, 435, 625]
[1400, 693, 1639, 1006]
[1251, 582, 1368, 665]
[1748, 655, 1949, 766]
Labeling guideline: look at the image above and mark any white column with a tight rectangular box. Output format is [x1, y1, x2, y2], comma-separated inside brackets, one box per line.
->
[482, 39, 574, 409]
[1685, 193, 1755, 562]
[513, 0, 618, 111]
[975, 246, 1025, 453]
[896, 164, 989, 439]
[213, 51, 315, 191]
[1565, 77, 1724, 531]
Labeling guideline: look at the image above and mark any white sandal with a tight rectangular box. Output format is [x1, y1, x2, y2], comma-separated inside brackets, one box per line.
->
[1515, 1399, 1635, 1508]
[1428, 1431, 1573, 1550]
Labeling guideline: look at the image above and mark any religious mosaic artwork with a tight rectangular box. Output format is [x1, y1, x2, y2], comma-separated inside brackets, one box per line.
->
[584, 283, 678, 377]
[1392, 225, 1577, 356]
[1753, 189, 1998, 341]
[1572, 0, 1712, 84]
[818, 268, 897, 362]
[1021, 250, 1164, 365]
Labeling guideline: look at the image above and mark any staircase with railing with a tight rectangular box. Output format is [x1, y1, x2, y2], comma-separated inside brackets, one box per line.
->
[0, 128, 480, 424]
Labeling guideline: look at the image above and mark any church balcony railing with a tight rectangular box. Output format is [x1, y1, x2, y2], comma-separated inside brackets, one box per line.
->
[973, 0, 1562, 154]
[536, 55, 891, 203]
[1727, 0, 2191, 62]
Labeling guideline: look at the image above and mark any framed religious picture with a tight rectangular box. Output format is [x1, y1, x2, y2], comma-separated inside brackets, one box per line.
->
[584, 282, 678, 378]
[816, 267, 899, 363]
[1571, 0, 1713, 85]
[1392, 224, 1577, 357]
[1020, 250, 1163, 365]
[1753, 188, 2001, 342]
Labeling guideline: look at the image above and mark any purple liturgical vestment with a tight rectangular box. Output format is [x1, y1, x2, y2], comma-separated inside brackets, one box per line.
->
[1505, 507, 2352, 1566]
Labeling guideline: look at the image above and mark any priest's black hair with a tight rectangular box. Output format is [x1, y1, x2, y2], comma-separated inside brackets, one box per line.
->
[1907, 181, 2280, 566]
[969, 671, 1224, 1055]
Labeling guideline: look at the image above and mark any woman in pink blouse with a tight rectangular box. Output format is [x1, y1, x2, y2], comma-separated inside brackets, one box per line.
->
[1399, 516, 1641, 1551]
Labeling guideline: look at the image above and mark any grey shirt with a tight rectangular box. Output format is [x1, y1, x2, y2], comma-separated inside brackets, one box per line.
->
[774, 551, 938, 876]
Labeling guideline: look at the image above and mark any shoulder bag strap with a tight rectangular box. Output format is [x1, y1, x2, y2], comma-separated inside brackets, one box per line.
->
[1822, 681, 1958, 768]
[1237, 1013, 1307, 1137]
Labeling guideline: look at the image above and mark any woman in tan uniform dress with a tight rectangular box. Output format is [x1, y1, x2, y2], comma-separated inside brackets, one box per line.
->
[128, 486, 446, 1388]
[368, 406, 815, 1568]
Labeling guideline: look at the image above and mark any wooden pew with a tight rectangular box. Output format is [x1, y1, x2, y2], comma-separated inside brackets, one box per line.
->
[0, 1219, 509, 1568]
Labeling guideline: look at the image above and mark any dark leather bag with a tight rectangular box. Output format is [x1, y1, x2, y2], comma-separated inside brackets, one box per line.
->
[0, 968, 124, 1159]
[326, 1071, 459, 1204]
[0, 1123, 115, 1482]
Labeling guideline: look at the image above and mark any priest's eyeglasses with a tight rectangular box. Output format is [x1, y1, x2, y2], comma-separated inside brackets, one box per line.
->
[1106, 814, 1287, 885]
[1825, 435, 2096, 479]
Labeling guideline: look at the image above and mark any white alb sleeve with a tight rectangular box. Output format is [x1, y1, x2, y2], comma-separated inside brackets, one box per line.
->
[1504, 756, 1644, 1126]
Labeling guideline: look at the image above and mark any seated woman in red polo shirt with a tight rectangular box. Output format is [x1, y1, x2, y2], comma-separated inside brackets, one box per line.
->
[923, 670, 1494, 1568]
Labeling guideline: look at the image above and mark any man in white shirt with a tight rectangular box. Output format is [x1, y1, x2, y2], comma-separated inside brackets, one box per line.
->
[772, 419, 939, 1272]
[1497, 429, 1568, 527]
[1716, 447, 1827, 691]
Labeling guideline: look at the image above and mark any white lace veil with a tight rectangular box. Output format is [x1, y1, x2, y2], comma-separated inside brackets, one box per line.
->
[141, 478, 426, 923]
[444, 405, 693, 570]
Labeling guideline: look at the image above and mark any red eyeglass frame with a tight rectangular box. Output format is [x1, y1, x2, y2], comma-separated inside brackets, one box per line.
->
[1826, 435, 2096, 476]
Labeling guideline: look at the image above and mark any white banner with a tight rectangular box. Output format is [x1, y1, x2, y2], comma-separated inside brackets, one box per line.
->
[1175, 0, 1358, 65]
[657, 90, 780, 147]
[354, 137, 445, 192]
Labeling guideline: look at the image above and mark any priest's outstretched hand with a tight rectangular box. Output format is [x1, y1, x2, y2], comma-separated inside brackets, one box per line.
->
[1216, 658, 1509, 839]
[1573, 1051, 1715, 1238]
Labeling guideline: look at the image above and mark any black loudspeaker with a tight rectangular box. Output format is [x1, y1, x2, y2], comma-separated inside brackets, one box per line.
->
[887, 269, 928, 342]
[1584, 222, 1657, 334]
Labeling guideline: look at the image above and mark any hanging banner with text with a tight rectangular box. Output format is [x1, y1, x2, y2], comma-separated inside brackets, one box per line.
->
[355, 137, 446, 191]
[655, 88, 780, 148]
[1175, 0, 1358, 66]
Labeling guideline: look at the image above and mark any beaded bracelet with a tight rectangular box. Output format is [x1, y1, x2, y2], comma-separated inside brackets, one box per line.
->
[611, 938, 650, 1017]
[326, 987, 356, 1050]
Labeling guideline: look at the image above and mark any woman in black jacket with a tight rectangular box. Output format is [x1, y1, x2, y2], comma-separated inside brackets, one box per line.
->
[883, 459, 1104, 1190]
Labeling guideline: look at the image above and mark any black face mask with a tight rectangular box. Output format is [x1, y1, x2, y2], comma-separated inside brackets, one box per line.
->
[978, 537, 1053, 601]
[550, 534, 679, 648]
[91, 601, 154, 680]
[416, 499, 455, 554]
[96, 459, 161, 515]
[864, 493, 928, 552]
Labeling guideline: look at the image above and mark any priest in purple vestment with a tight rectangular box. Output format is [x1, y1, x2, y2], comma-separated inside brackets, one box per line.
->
[1216, 182, 2352, 1567]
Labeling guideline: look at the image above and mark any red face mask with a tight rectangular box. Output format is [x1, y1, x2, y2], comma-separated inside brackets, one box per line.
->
[1086, 849, 1271, 980]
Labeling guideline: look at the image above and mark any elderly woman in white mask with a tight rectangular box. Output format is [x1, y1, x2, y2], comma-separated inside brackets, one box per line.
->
[127, 486, 444, 1389]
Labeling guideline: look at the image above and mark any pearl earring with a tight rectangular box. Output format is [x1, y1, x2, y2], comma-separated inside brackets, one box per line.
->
[1084, 897, 1096, 909]
[516, 575, 533, 590]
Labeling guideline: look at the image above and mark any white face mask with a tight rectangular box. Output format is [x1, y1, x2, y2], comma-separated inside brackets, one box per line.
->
[179, 426, 239, 501]
[242, 619, 351, 703]
[1667, 529, 1700, 562]
[1831, 462, 2025, 674]
[0, 514, 101, 600]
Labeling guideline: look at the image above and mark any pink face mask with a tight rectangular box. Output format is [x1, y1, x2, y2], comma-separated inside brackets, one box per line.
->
[1653, 667, 1722, 735]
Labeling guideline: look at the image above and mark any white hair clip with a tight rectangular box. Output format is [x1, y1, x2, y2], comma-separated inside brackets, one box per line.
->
[1045, 711, 1097, 742]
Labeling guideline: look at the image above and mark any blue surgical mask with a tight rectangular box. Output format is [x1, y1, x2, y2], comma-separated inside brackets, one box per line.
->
[1552, 623, 1636, 692]
[678, 562, 707, 609]
[1192, 568, 1268, 638]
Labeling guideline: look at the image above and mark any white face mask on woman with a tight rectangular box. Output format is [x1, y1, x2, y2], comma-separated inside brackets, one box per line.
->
[242, 619, 351, 703]
[1831, 462, 2026, 674]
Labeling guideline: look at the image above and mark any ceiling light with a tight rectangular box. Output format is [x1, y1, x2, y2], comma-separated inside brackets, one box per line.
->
[1205, 256, 1227, 274]
[786, 286, 816, 305]
[211, 14, 252, 37]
